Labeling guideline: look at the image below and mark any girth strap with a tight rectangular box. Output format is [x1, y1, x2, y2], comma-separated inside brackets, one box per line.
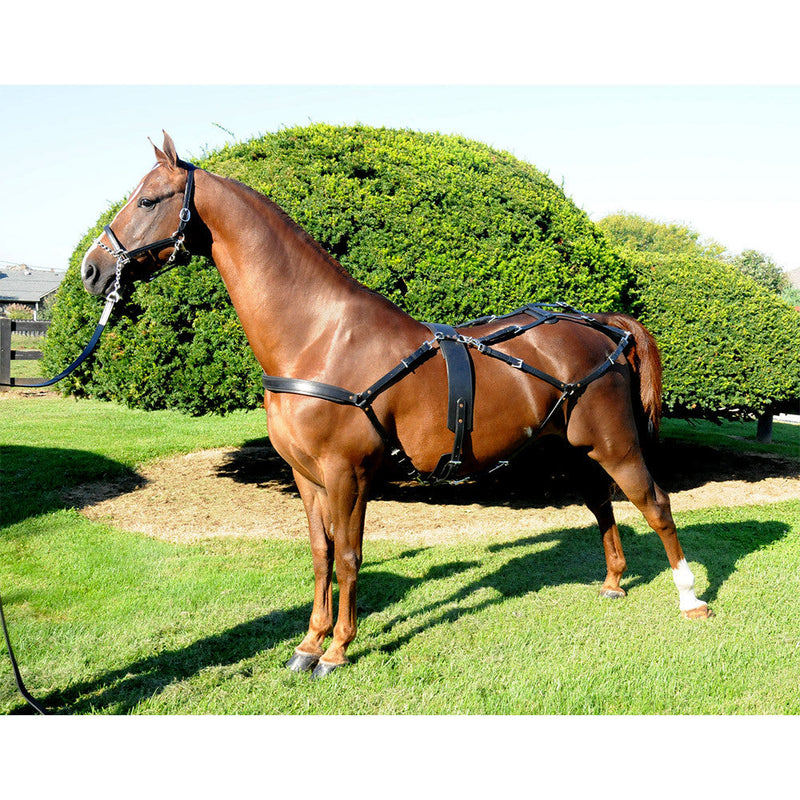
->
[423, 323, 475, 482]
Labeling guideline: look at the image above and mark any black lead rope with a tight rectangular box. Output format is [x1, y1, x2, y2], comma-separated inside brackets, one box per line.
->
[0, 592, 46, 714]
[0, 293, 118, 712]
[3, 294, 118, 388]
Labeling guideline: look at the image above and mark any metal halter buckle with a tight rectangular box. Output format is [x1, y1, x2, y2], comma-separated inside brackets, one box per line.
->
[166, 235, 186, 264]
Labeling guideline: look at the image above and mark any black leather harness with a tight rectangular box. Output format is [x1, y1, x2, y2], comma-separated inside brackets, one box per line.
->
[262, 303, 632, 484]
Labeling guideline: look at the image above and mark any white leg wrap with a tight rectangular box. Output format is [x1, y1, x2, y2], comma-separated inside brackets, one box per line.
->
[672, 558, 706, 611]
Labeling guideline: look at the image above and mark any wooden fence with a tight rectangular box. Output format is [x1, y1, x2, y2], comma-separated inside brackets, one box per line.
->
[0, 318, 50, 388]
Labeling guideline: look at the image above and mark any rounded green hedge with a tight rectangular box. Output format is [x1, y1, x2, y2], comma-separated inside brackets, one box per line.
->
[632, 252, 800, 420]
[43, 124, 630, 414]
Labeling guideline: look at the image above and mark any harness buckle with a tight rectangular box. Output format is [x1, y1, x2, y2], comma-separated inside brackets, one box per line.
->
[460, 335, 487, 354]
[510, 357, 524, 369]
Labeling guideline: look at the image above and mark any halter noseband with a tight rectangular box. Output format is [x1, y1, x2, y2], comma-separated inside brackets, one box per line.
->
[99, 163, 196, 297]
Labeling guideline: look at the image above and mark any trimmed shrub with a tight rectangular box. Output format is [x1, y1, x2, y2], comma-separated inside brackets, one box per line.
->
[631, 251, 800, 420]
[44, 126, 799, 421]
[597, 214, 800, 420]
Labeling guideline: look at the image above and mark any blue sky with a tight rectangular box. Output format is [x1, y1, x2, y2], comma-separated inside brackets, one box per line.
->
[2, 84, 798, 274]
[2, 2, 798, 278]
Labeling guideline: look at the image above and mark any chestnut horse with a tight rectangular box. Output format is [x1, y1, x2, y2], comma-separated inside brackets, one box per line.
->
[81, 133, 710, 678]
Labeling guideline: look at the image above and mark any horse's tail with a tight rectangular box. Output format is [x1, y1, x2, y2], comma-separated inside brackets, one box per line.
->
[590, 312, 663, 440]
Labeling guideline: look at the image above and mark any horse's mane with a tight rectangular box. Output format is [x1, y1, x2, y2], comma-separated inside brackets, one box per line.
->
[216, 172, 355, 281]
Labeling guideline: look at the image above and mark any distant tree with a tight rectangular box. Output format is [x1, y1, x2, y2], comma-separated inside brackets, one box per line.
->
[782, 285, 800, 307]
[598, 213, 725, 259]
[726, 249, 788, 295]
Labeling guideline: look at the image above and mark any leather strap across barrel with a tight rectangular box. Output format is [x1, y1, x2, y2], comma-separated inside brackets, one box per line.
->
[262, 303, 632, 485]
[422, 323, 475, 482]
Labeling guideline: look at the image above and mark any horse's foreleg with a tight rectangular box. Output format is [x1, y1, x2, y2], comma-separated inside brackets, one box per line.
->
[312, 465, 370, 679]
[286, 471, 334, 673]
[597, 450, 710, 619]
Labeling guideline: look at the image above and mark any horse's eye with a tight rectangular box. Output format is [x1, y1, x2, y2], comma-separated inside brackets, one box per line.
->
[138, 197, 156, 209]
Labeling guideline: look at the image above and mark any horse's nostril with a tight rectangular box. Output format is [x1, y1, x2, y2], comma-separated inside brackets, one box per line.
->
[81, 260, 107, 294]
[82, 261, 98, 284]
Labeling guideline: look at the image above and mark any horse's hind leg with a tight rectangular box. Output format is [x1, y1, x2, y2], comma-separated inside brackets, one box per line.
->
[593, 446, 710, 618]
[571, 453, 628, 598]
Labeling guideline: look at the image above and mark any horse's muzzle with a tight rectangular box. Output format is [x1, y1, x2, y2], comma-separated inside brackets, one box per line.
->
[81, 256, 114, 296]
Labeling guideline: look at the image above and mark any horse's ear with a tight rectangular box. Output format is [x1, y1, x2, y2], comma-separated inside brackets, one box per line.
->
[150, 131, 180, 171]
[161, 131, 179, 167]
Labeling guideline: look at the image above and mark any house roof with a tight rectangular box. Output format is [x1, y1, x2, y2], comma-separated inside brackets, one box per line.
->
[0, 267, 65, 303]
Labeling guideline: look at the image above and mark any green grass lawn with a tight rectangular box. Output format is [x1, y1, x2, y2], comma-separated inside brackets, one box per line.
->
[1, 395, 798, 714]
[661, 415, 799, 459]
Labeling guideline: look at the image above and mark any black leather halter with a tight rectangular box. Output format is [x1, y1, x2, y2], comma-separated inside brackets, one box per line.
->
[101, 163, 196, 275]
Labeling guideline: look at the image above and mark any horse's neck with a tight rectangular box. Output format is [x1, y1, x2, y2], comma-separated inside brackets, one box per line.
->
[195, 170, 416, 376]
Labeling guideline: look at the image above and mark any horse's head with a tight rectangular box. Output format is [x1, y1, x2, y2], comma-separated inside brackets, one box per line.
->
[81, 131, 196, 297]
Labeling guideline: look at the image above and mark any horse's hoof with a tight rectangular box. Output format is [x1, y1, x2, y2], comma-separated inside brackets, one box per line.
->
[600, 588, 626, 599]
[311, 660, 343, 680]
[285, 651, 320, 672]
[681, 604, 712, 620]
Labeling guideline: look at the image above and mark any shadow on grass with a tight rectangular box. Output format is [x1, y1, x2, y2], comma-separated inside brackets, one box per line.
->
[218, 434, 799, 514]
[358, 517, 790, 659]
[0, 444, 142, 527]
[10, 515, 786, 714]
[26, 603, 314, 715]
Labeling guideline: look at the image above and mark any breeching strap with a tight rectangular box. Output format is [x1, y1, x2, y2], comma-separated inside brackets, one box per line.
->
[262, 303, 632, 485]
